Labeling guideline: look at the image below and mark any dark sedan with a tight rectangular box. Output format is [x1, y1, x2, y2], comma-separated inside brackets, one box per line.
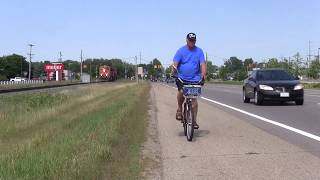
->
[243, 69, 304, 105]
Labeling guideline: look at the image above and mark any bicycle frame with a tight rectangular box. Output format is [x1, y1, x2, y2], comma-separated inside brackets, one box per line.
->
[180, 81, 202, 141]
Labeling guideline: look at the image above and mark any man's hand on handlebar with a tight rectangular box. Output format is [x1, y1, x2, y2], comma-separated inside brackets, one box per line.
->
[200, 73, 206, 85]
[171, 64, 178, 78]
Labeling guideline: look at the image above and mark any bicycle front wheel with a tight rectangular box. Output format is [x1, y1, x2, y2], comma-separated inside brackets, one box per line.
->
[183, 103, 187, 136]
[186, 102, 194, 141]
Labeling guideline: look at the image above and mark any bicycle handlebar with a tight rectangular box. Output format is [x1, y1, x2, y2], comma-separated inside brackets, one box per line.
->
[171, 64, 205, 85]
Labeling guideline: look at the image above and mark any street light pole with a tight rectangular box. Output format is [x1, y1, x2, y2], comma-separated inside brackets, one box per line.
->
[28, 44, 35, 80]
[318, 48, 320, 63]
[80, 49, 83, 79]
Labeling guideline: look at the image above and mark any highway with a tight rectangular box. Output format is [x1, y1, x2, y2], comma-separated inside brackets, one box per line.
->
[149, 82, 320, 179]
[201, 84, 320, 157]
[167, 82, 320, 157]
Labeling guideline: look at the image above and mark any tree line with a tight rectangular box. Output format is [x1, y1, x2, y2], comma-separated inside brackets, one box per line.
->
[1, 52, 319, 81]
[217, 52, 320, 81]
[0, 54, 163, 81]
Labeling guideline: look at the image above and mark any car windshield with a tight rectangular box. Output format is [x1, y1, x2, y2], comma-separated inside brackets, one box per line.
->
[256, 70, 294, 81]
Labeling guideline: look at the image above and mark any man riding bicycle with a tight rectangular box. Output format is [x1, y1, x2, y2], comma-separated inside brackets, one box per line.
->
[172, 32, 206, 129]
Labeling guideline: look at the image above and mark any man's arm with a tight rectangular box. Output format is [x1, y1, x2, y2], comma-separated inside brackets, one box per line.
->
[201, 63, 206, 80]
[172, 62, 179, 73]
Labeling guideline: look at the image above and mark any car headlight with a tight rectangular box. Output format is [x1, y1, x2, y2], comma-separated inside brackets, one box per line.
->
[259, 85, 273, 91]
[294, 84, 303, 90]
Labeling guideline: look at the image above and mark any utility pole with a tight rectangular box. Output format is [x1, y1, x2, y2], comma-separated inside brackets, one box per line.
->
[288, 57, 291, 70]
[308, 40, 311, 68]
[80, 49, 83, 79]
[95, 65, 98, 79]
[139, 52, 141, 65]
[27, 44, 35, 80]
[318, 48, 320, 64]
[205, 52, 208, 64]
[206, 52, 208, 75]
[124, 62, 127, 79]
[90, 59, 92, 81]
[59, 52, 62, 62]
[135, 56, 138, 83]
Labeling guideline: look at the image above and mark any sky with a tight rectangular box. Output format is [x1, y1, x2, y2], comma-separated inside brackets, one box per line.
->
[1, 0, 319, 67]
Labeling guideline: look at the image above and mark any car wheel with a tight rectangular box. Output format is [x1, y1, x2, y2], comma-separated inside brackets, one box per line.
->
[295, 99, 304, 105]
[254, 90, 263, 105]
[243, 89, 250, 103]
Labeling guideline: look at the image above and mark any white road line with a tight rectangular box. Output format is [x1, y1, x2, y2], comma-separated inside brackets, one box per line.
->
[160, 83, 320, 142]
[201, 96, 320, 142]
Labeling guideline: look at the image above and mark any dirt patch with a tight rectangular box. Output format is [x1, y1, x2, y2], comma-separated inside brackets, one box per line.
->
[141, 85, 162, 180]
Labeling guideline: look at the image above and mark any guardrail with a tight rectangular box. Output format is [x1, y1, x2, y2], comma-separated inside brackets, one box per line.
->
[0, 80, 44, 85]
[0, 79, 114, 94]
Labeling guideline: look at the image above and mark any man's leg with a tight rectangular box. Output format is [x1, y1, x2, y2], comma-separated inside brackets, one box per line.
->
[176, 80, 184, 121]
[192, 99, 199, 128]
[176, 90, 184, 120]
[177, 90, 184, 112]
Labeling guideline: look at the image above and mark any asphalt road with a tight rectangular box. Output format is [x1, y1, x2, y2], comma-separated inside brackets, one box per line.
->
[204, 84, 320, 156]
[151, 82, 320, 179]
[165, 82, 320, 157]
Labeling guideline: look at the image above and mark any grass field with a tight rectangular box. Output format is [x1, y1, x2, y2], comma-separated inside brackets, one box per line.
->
[0, 82, 149, 179]
[302, 82, 320, 89]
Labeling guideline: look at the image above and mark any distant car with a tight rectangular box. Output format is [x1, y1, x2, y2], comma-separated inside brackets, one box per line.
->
[10, 77, 27, 82]
[243, 69, 304, 105]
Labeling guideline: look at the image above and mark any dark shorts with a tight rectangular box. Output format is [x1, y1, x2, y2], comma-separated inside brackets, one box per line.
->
[176, 79, 197, 91]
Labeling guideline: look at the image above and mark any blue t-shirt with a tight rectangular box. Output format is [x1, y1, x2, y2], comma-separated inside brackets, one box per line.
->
[173, 45, 205, 81]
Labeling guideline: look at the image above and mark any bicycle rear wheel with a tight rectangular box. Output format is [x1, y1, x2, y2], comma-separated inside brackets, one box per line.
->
[186, 102, 194, 141]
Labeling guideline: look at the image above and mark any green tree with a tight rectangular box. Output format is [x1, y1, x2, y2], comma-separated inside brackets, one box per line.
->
[63, 60, 80, 73]
[307, 60, 320, 79]
[243, 58, 254, 68]
[109, 59, 125, 78]
[267, 58, 281, 68]
[291, 52, 304, 77]
[223, 57, 246, 80]
[165, 67, 171, 78]
[147, 58, 163, 79]
[218, 66, 228, 80]
[206, 60, 218, 80]
[224, 56, 243, 72]
[32, 61, 45, 78]
[0, 54, 28, 79]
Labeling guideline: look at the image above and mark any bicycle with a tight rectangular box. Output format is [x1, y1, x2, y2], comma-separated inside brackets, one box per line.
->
[177, 78, 204, 141]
